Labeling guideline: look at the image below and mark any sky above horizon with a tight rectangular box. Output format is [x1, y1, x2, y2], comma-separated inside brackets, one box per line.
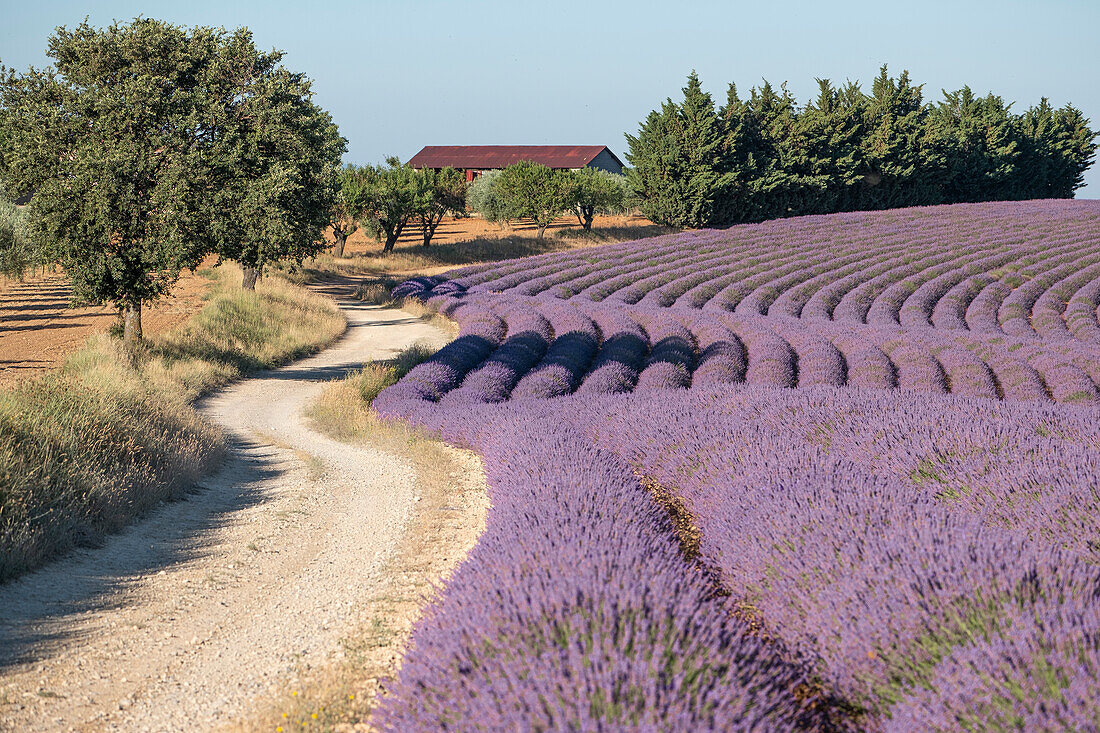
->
[3, 0, 1098, 197]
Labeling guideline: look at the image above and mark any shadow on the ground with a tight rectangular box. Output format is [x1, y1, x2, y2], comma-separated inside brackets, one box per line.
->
[0, 434, 282, 668]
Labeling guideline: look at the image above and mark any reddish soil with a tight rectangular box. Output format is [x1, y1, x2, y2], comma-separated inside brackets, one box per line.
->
[328, 213, 654, 256]
[0, 267, 213, 389]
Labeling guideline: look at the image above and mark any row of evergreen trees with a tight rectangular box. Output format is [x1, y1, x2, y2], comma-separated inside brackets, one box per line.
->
[626, 67, 1097, 228]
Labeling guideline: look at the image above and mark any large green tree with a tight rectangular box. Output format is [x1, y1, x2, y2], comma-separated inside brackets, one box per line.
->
[0, 19, 224, 342]
[206, 30, 344, 288]
[0, 18, 346, 338]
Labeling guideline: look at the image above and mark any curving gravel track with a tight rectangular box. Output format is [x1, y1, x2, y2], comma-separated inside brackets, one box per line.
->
[0, 287, 465, 732]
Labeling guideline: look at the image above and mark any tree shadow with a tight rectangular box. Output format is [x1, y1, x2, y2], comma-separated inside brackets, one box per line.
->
[0, 434, 282, 667]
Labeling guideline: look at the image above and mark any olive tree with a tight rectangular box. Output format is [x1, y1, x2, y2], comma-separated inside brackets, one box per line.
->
[570, 168, 632, 230]
[364, 157, 420, 253]
[330, 165, 372, 257]
[413, 167, 466, 246]
[466, 169, 513, 228]
[0, 187, 36, 276]
[496, 161, 573, 238]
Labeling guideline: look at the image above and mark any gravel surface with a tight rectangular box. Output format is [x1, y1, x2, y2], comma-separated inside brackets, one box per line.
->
[0, 293, 468, 732]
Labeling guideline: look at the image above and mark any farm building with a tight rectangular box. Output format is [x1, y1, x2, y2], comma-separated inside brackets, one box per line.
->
[408, 145, 624, 182]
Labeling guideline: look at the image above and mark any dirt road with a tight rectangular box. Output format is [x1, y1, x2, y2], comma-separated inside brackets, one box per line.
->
[0, 288, 480, 731]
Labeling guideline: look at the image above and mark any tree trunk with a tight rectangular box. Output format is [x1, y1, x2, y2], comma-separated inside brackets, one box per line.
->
[333, 230, 348, 257]
[383, 219, 407, 253]
[423, 214, 442, 247]
[242, 266, 261, 290]
[583, 210, 594, 230]
[383, 232, 400, 253]
[536, 221, 548, 239]
[122, 302, 143, 344]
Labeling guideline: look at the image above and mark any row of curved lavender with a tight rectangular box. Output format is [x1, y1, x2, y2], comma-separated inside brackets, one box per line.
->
[373, 200, 1100, 731]
[398, 199, 1100, 404]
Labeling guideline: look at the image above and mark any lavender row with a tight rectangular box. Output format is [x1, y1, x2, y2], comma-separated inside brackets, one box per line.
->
[401, 292, 1100, 405]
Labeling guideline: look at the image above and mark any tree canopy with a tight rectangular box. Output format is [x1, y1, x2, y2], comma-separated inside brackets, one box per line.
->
[627, 67, 1098, 227]
[0, 18, 344, 339]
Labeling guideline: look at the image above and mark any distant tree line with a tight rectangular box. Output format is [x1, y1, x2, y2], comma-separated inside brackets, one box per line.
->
[330, 160, 633, 252]
[467, 163, 632, 237]
[627, 68, 1098, 228]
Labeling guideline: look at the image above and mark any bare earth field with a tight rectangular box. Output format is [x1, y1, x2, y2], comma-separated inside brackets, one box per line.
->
[0, 215, 663, 388]
[328, 212, 651, 257]
[0, 285, 487, 731]
[0, 268, 213, 389]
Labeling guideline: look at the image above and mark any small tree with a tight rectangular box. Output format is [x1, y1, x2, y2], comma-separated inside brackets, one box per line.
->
[466, 170, 513, 228]
[496, 161, 573, 238]
[569, 169, 631, 230]
[330, 165, 372, 257]
[364, 157, 420, 253]
[0, 19, 225, 342]
[413, 167, 466, 246]
[208, 30, 345, 288]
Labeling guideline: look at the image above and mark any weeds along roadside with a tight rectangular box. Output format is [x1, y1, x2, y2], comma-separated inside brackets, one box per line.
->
[0, 264, 346, 583]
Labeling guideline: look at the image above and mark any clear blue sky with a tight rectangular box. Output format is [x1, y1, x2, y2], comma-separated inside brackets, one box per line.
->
[3, 0, 1098, 196]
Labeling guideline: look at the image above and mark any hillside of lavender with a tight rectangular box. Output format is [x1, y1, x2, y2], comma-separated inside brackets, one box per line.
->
[374, 200, 1100, 731]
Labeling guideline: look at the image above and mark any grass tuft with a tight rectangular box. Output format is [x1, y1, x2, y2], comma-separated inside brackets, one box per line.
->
[307, 343, 437, 441]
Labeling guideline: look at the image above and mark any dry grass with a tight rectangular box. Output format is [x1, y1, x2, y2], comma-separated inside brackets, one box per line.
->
[276, 215, 677, 283]
[306, 343, 438, 442]
[0, 264, 346, 582]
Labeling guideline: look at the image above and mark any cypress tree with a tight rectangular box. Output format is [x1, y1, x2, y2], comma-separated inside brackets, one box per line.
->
[677, 71, 729, 227]
[625, 102, 686, 227]
[626, 72, 728, 228]
[927, 87, 1019, 203]
[859, 66, 929, 209]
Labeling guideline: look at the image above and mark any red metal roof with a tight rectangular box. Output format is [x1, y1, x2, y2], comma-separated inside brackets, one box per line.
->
[408, 145, 618, 170]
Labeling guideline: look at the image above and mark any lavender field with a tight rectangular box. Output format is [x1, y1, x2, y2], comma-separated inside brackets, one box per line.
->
[374, 200, 1100, 731]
